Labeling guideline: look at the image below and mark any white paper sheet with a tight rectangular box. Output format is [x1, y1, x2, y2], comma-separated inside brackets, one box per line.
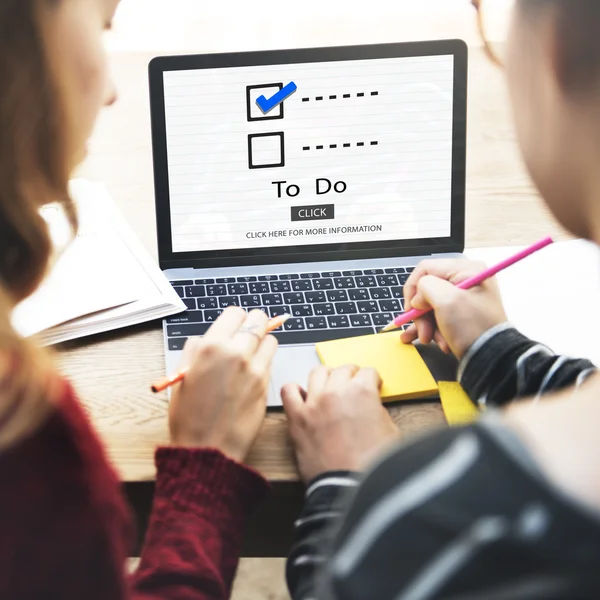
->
[11, 180, 185, 344]
[467, 239, 600, 367]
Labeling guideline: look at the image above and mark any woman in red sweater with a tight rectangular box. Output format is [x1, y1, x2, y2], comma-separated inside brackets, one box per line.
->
[0, 1, 277, 598]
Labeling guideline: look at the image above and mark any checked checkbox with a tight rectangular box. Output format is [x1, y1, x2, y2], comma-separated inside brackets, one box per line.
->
[246, 83, 285, 122]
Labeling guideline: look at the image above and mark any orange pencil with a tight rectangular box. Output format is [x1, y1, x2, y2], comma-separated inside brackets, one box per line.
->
[151, 313, 290, 393]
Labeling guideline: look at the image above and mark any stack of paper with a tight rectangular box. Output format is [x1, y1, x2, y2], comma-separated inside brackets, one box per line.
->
[11, 180, 185, 345]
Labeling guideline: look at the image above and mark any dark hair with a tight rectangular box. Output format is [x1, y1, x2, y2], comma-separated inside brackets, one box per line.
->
[520, 0, 600, 93]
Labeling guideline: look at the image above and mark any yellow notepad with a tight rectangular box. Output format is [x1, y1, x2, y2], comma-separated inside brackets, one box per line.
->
[438, 382, 480, 426]
[316, 333, 438, 403]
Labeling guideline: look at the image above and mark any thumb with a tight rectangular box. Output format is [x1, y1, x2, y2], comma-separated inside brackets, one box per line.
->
[412, 275, 462, 312]
[281, 383, 306, 421]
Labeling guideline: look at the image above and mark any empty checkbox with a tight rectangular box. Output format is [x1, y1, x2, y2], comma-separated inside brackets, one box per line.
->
[248, 132, 285, 169]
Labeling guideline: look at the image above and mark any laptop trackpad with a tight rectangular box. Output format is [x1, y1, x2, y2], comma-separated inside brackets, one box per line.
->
[268, 345, 321, 407]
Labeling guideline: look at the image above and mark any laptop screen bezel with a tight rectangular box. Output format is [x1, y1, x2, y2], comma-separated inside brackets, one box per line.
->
[149, 40, 468, 270]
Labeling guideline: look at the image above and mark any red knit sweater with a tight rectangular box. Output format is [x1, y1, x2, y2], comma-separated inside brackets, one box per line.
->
[0, 379, 269, 599]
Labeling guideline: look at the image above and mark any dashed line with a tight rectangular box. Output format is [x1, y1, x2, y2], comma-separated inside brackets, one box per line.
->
[302, 141, 379, 151]
[300, 92, 379, 102]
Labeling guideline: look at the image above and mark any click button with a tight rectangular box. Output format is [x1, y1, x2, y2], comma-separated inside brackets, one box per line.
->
[291, 204, 335, 222]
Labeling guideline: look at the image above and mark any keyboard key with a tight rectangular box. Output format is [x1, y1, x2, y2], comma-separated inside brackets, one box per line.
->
[350, 314, 372, 327]
[305, 290, 326, 303]
[391, 287, 404, 299]
[406, 267, 415, 273]
[398, 274, 410, 285]
[334, 277, 356, 289]
[284, 318, 306, 331]
[370, 288, 391, 300]
[228, 283, 248, 295]
[321, 271, 342, 278]
[279, 274, 299, 280]
[314, 303, 335, 316]
[335, 302, 358, 315]
[206, 285, 226, 296]
[356, 276, 376, 288]
[258, 275, 279, 281]
[172, 280, 193, 286]
[197, 297, 218, 309]
[327, 290, 348, 302]
[195, 278, 214, 285]
[342, 270, 363, 276]
[380, 299, 402, 312]
[167, 323, 210, 337]
[292, 305, 313, 317]
[349, 289, 369, 301]
[174, 287, 184, 298]
[168, 338, 188, 351]
[183, 298, 196, 310]
[236, 276, 257, 282]
[216, 277, 236, 283]
[357, 301, 379, 313]
[241, 295, 261, 307]
[270, 281, 291, 293]
[185, 286, 206, 298]
[283, 292, 305, 305]
[250, 282, 269, 294]
[262, 294, 283, 306]
[327, 315, 350, 328]
[384, 267, 406, 274]
[377, 275, 398, 286]
[292, 280, 312, 291]
[372, 313, 394, 326]
[306, 316, 327, 329]
[269, 305, 290, 318]
[313, 278, 334, 290]
[364, 269, 384, 275]
[219, 296, 239, 308]
[204, 309, 223, 322]
[167, 311, 205, 324]
[300, 273, 321, 279]
[272, 327, 372, 345]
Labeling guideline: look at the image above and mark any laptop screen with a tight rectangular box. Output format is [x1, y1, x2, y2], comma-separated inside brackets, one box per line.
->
[163, 54, 454, 252]
[150, 42, 467, 268]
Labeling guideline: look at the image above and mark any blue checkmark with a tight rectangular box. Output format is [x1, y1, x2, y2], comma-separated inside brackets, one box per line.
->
[256, 81, 297, 114]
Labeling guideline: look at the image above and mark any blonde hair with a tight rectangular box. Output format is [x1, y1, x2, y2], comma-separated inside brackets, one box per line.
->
[0, 0, 77, 449]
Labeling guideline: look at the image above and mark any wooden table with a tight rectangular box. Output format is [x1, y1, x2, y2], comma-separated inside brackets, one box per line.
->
[57, 45, 567, 556]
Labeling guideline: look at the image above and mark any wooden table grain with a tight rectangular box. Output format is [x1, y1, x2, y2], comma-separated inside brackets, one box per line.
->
[57, 45, 568, 554]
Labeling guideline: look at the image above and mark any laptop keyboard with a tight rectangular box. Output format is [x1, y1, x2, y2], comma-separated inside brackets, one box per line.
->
[165, 267, 415, 350]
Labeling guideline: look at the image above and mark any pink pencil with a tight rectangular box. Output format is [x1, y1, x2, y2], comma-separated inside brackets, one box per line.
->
[379, 236, 554, 333]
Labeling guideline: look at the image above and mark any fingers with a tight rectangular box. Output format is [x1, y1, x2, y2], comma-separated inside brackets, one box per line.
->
[404, 259, 486, 309]
[231, 309, 270, 357]
[434, 330, 451, 354]
[327, 364, 360, 390]
[251, 334, 279, 373]
[307, 365, 331, 399]
[204, 306, 247, 340]
[353, 367, 383, 390]
[281, 383, 306, 420]
[400, 324, 418, 345]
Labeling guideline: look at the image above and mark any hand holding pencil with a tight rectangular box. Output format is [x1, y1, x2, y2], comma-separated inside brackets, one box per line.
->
[163, 307, 282, 462]
[398, 238, 553, 358]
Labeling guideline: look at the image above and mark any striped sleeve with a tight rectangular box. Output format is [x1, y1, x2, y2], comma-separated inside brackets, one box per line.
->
[287, 472, 360, 600]
[287, 425, 600, 600]
[458, 323, 596, 408]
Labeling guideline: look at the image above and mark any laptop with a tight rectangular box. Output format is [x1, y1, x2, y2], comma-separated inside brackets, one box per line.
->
[149, 40, 467, 407]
